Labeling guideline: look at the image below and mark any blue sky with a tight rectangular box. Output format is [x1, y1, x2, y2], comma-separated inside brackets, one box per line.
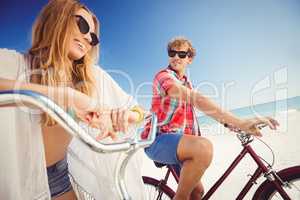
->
[1, 0, 299, 110]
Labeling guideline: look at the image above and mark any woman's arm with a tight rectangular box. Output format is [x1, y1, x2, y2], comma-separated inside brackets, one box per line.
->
[0, 77, 99, 120]
[0, 77, 69, 108]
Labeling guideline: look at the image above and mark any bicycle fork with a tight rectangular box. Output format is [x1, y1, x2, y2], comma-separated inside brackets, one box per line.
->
[264, 169, 292, 200]
[247, 146, 292, 200]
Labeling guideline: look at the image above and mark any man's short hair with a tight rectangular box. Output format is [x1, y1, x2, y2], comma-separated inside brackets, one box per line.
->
[167, 36, 196, 58]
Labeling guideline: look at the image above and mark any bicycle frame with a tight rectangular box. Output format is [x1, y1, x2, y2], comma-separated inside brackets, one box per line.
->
[161, 135, 292, 200]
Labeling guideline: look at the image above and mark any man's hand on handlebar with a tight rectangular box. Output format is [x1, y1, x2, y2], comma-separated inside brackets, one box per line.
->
[224, 117, 280, 137]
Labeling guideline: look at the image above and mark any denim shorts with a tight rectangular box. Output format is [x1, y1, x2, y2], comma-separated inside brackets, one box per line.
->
[144, 132, 183, 175]
[46, 157, 72, 198]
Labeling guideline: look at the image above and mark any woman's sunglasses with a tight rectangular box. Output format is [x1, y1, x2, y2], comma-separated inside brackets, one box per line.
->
[168, 50, 190, 59]
[75, 15, 99, 46]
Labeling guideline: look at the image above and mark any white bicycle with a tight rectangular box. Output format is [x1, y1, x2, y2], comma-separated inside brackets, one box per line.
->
[0, 90, 157, 200]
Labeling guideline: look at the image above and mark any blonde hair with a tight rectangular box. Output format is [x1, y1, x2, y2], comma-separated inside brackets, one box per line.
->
[28, 0, 100, 126]
[167, 36, 196, 58]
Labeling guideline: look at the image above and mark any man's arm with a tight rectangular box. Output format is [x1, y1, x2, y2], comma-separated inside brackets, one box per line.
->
[167, 82, 243, 127]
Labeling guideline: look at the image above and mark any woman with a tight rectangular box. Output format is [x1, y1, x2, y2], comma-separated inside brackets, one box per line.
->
[0, 0, 144, 199]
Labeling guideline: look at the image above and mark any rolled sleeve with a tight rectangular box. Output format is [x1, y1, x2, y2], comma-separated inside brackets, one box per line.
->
[155, 71, 176, 95]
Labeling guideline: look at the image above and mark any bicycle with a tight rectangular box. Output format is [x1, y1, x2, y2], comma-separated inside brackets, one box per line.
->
[142, 125, 300, 200]
[0, 90, 158, 200]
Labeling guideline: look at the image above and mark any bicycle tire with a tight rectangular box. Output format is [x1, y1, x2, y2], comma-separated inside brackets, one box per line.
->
[253, 165, 300, 200]
[142, 176, 175, 200]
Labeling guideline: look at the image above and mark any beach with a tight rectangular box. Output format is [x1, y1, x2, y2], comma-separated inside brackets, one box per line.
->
[141, 110, 300, 199]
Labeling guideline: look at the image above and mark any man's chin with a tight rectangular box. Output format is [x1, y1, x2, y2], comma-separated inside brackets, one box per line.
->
[170, 64, 181, 71]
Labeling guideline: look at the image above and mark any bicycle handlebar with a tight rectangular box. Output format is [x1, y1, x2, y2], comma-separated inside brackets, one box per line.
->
[0, 90, 157, 153]
[224, 122, 268, 144]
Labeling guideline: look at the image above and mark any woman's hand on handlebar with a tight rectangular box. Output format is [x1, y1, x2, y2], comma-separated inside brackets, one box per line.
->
[64, 88, 146, 141]
[86, 108, 142, 141]
[64, 87, 98, 123]
[63, 88, 116, 140]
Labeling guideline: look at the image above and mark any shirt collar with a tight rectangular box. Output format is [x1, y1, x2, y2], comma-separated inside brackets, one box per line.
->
[167, 65, 188, 83]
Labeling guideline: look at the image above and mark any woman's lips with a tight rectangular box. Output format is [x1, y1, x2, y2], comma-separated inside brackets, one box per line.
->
[74, 39, 86, 51]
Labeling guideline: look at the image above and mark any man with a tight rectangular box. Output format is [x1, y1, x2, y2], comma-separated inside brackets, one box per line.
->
[142, 36, 279, 200]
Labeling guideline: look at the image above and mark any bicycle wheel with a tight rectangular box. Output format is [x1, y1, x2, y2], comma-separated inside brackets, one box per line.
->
[253, 166, 300, 200]
[143, 176, 175, 200]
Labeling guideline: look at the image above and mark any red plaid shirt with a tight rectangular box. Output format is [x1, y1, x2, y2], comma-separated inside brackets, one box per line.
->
[141, 66, 200, 139]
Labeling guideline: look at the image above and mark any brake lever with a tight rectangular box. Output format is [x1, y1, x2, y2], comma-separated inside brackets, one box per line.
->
[223, 123, 242, 133]
[224, 122, 268, 134]
[256, 123, 268, 130]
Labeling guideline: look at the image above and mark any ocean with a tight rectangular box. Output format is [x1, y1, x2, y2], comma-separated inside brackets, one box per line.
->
[198, 96, 300, 126]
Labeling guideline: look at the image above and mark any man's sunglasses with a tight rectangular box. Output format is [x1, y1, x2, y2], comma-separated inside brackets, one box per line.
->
[168, 50, 190, 59]
[75, 15, 99, 46]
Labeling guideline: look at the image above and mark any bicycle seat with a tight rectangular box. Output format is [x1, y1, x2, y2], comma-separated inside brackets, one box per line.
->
[154, 161, 167, 168]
